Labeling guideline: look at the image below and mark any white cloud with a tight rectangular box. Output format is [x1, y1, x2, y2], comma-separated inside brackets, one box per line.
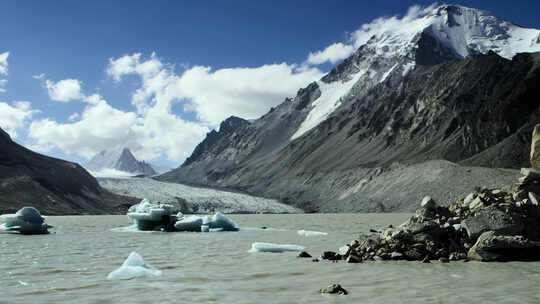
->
[350, 4, 438, 48]
[0, 52, 8, 75]
[0, 100, 39, 138]
[45, 78, 85, 102]
[178, 63, 323, 125]
[306, 43, 355, 65]
[29, 97, 138, 158]
[68, 113, 79, 121]
[32, 73, 45, 80]
[304, 4, 438, 66]
[0, 51, 9, 93]
[29, 52, 323, 163]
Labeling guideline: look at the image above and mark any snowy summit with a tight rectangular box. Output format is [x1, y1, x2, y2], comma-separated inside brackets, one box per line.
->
[86, 147, 156, 177]
[291, 4, 540, 140]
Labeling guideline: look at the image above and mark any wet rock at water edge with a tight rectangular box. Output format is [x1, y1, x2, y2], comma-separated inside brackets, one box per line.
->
[531, 124, 540, 171]
[320, 284, 348, 295]
[346, 254, 362, 263]
[467, 231, 540, 262]
[297, 251, 312, 258]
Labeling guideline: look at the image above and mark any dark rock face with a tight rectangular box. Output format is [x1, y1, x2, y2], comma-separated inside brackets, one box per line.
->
[160, 51, 540, 212]
[0, 128, 136, 214]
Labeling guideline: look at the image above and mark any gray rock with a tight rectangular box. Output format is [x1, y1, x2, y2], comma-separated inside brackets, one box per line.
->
[468, 231, 540, 262]
[461, 207, 524, 240]
[519, 168, 540, 184]
[320, 284, 348, 295]
[390, 252, 404, 260]
[297, 251, 312, 258]
[531, 124, 540, 170]
[421, 196, 436, 210]
[346, 255, 362, 263]
[529, 192, 539, 206]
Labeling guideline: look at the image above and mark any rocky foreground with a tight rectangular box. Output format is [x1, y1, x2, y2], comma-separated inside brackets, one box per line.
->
[321, 167, 540, 263]
[316, 125, 540, 262]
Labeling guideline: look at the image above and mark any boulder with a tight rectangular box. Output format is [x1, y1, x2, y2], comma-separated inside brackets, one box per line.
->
[421, 196, 436, 210]
[320, 284, 348, 295]
[531, 124, 540, 171]
[461, 207, 524, 240]
[297, 251, 312, 258]
[519, 168, 540, 184]
[468, 231, 540, 262]
[346, 254, 362, 263]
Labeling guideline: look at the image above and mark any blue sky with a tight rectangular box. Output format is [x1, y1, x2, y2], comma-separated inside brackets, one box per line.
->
[1, 0, 540, 167]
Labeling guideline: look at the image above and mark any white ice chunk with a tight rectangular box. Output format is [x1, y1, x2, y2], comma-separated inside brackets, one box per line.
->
[174, 216, 204, 232]
[249, 242, 305, 253]
[107, 252, 161, 280]
[297, 229, 328, 237]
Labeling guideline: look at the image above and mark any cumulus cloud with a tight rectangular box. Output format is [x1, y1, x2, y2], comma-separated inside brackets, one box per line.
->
[45, 78, 85, 102]
[108, 53, 323, 125]
[350, 4, 438, 48]
[29, 96, 138, 157]
[28, 93, 209, 161]
[304, 4, 438, 65]
[306, 43, 355, 65]
[0, 101, 39, 138]
[178, 63, 323, 125]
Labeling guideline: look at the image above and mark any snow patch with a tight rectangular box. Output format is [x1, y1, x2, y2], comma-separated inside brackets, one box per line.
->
[291, 69, 367, 140]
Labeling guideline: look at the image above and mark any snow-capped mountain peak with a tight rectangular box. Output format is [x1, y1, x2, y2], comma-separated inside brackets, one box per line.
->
[86, 147, 157, 176]
[290, 4, 540, 140]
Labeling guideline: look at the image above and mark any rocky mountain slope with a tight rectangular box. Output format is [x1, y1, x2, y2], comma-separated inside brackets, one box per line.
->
[86, 147, 156, 176]
[159, 5, 540, 212]
[0, 128, 136, 214]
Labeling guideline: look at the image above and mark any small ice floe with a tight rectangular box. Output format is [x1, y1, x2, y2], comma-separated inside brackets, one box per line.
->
[127, 199, 180, 231]
[0, 207, 52, 235]
[249, 242, 305, 253]
[107, 252, 161, 280]
[174, 212, 239, 232]
[297, 229, 328, 237]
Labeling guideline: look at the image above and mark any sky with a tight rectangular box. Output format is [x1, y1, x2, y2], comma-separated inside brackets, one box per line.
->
[1, 0, 540, 167]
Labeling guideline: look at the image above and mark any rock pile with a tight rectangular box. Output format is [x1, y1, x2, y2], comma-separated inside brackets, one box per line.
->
[326, 168, 540, 262]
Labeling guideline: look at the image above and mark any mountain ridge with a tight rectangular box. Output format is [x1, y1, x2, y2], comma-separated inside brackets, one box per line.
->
[159, 5, 540, 212]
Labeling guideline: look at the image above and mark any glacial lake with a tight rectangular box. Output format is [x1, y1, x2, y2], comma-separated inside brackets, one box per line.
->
[2, 214, 540, 303]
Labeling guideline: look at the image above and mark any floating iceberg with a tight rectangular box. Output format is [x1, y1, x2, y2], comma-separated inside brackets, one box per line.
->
[0, 207, 52, 235]
[174, 212, 239, 232]
[249, 242, 305, 253]
[107, 252, 162, 280]
[127, 199, 179, 231]
[297, 229, 328, 237]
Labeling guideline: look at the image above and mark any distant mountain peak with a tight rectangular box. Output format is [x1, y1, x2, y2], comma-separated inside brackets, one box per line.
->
[86, 147, 156, 176]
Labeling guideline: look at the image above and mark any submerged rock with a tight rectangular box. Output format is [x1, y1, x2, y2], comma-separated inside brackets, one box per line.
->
[320, 284, 348, 295]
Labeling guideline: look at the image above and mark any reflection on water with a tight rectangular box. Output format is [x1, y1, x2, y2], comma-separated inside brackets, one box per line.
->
[2, 214, 540, 303]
